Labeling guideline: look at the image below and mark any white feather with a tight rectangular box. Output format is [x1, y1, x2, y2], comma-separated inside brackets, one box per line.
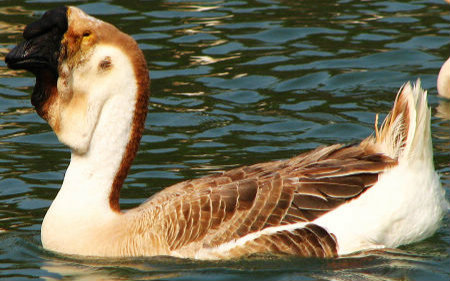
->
[315, 81, 448, 255]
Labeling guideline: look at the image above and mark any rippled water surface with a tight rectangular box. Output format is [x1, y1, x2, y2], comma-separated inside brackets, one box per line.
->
[0, 0, 449, 280]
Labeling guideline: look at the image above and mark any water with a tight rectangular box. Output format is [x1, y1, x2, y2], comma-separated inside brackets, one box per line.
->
[0, 0, 449, 280]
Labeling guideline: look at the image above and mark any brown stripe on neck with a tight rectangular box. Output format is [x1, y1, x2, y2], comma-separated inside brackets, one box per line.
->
[108, 34, 150, 212]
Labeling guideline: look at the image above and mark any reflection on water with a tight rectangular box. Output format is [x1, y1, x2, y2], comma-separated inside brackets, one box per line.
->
[0, 0, 449, 280]
[37, 248, 448, 281]
[437, 100, 450, 120]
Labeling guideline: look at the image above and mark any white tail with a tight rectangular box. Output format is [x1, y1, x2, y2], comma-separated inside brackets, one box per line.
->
[374, 80, 432, 164]
[319, 81, 447, 255]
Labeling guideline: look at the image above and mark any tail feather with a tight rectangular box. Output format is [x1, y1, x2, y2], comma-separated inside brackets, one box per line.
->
[371, 80, 432, 163]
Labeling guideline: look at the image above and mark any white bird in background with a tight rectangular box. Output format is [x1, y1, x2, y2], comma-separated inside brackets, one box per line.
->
[438, 57, 450, 99]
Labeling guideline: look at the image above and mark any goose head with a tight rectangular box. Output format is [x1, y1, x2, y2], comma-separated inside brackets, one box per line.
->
[5, 6, 149, 154]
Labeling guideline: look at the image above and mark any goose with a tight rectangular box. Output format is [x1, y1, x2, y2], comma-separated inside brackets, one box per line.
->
[4, 6, 448, 259]
[438, 57, 450, 99]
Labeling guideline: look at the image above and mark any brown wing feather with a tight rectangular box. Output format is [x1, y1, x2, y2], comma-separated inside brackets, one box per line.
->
[137, 143, 396, 256]
[215, 224, 337, 258]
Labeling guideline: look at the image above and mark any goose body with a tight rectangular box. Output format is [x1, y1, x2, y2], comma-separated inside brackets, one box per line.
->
[5, 6, 448, 259]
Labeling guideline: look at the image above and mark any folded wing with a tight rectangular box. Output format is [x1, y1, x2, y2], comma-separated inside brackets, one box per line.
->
[138, 143, 396, 258]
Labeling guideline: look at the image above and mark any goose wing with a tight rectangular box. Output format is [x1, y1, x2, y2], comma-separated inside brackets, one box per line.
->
[138, 143, 396, 257]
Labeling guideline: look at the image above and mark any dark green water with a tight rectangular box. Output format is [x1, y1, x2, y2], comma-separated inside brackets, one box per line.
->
[0, 0, 449, 280]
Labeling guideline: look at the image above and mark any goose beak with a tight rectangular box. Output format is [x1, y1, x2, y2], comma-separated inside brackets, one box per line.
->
[6, 35, 57, 74]
[5, 6, 68, 74]
[5, 6, 68, 113]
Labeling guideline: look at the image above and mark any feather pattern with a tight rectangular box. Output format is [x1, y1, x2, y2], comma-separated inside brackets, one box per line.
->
[131, 143, 396, 258]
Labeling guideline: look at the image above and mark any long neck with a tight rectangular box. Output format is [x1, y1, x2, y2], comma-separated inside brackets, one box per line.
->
[61, 91, 137, 213]
[41, 88, 146, 253]
[54, 73, 148, 215]
[41, 44, 149, 254]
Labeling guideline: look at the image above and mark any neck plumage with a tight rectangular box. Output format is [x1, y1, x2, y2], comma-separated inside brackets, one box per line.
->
[62, 92, 137, 212]
[41, 43, 149, 254]
[52, 67, 148, 216]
